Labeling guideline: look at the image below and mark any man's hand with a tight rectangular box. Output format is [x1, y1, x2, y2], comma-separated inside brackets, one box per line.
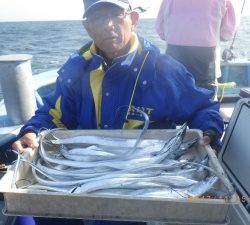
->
[202, 135, 212, 145]
[200, 135, 219, 155]
[202, 129, 219, 146]
[12, 132, 39, 153]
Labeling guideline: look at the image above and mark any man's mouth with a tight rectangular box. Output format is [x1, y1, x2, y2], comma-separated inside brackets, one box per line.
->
[104, 36, 118, 40]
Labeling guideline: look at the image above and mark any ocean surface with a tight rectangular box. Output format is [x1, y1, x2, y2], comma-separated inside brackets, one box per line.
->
[0, 17, 250, 75]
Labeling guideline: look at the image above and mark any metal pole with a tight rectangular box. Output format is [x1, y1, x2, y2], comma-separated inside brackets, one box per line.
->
[0, 54, 36, 125]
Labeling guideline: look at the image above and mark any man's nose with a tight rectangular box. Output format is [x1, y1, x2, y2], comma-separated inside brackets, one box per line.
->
[103, 17, 115, 26]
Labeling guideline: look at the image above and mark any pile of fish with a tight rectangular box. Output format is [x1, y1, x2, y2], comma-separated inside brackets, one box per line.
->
[12, 121, 230, 200]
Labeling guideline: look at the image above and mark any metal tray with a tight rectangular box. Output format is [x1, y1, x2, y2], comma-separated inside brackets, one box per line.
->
[0, 129, 237, 224]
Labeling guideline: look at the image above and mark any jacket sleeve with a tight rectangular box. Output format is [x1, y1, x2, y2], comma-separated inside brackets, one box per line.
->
[19, 54, 84, 136]
[156, 55, 224, 138]
[220, 0, 237, 41]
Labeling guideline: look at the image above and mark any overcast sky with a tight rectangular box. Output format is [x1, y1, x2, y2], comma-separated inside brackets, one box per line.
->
[0, 0, 249, 22]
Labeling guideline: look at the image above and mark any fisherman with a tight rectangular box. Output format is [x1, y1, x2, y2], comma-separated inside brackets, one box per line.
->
[12, 0, 224, 224]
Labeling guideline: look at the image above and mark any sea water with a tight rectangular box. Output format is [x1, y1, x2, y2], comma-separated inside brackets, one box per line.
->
[0, 17, 249, 75]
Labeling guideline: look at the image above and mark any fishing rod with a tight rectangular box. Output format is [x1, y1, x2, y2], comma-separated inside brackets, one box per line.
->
[222, 0, 246, 61]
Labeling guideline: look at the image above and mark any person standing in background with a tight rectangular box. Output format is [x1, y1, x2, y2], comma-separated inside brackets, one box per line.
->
[155, 0, 237, 98]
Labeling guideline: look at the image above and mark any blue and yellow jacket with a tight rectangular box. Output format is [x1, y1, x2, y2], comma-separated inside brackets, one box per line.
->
[20, 34, 224, 138]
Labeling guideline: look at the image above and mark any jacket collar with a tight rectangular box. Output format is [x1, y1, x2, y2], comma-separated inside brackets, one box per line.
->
[82, 33, 159, 89]
[88, 33, 145, 67]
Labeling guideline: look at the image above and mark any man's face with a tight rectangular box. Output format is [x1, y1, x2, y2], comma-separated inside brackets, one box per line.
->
[83, 5, 139, 59]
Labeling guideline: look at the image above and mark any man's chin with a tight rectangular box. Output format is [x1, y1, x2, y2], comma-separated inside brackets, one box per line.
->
[101, 44, 121, 53]
[103, 39, 119, 46]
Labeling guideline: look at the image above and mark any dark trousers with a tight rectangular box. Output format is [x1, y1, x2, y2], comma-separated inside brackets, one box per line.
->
[166, 44, 217, 98]
[33, 217, 84, 225]
[33, 218, 146, 225]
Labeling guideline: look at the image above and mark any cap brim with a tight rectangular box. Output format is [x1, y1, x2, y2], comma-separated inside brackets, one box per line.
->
[83, 0, 130, 17]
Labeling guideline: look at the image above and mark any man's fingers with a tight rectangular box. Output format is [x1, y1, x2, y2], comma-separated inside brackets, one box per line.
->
[199, 135, 211, 146]
[12, 140, 26, 153]
[12, 132, 39, 153]
[21, 136, 39, 149]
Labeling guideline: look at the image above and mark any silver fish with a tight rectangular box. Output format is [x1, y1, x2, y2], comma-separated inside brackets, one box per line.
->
[173, 137, 198, 160]
[12, 150, 58, 181]
[74, 175, 198, 193]
[153, 123, 187, 160]
[23, 184, 76, 193]
[185, 176, 219, 197]
[59, 145, 116, 162]
[130, 187, 185, 199]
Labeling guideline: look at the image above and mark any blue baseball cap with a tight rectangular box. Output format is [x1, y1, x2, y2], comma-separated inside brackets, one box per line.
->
[83, 0, 131, 17]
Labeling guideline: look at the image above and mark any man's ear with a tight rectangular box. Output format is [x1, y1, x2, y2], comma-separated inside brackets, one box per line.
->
[130, 11, 139, 31]
[82, 20, 90, 33]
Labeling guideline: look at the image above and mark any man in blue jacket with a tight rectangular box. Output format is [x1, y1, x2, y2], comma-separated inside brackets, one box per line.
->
[12, 0, 224, 224]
